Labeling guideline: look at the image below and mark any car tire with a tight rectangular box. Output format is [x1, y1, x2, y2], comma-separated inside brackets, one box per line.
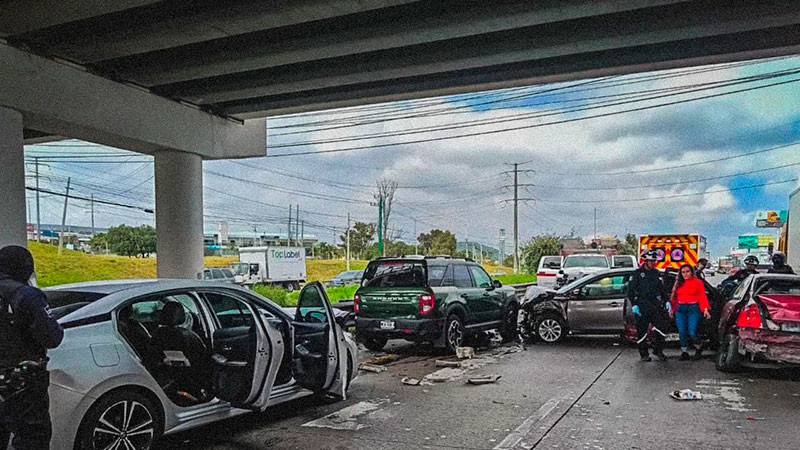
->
[716, 332, 742, 373]
[285, 282, 296, 292]
[500, 303, 520, 343]
[75, 388, 162, 450]
[445, 314, 466, 353]
[362, 336, 388, 352]
[535, 314, 567, 344]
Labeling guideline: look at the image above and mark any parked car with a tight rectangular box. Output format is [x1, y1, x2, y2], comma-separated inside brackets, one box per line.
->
[202, 267, 237, 283]
[330, 270, 364, 287]
[536, 256, 563, 289]
[522, 268, 724, 344]
[43, 280, 358, 450]
[611, 254, 638, 268]
[354, 257, 519, 353]
[715, 274, 800, 372]
[556, 254, 611, 287]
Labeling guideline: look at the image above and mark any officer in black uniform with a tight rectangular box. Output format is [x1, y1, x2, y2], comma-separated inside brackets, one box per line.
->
[0, 245, 64, 450]
[628, 250, 669, 361]
[723, 255, 760, 283]
[768, 251, 795, 274]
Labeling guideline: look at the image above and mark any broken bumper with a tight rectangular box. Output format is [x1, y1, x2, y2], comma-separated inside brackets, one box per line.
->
[739, 328, 800, 366]
[356, 317, 444, 340]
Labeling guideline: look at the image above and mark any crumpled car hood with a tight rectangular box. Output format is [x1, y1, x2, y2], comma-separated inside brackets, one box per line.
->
[758, 294, 800, 323]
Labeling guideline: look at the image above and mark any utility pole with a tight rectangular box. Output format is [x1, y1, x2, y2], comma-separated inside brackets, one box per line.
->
[413, 219, 418, 255]
[287, 205, 292, 246]
[90, 194, 95, 238]
[57, 177, 71, 255]
[594, 207, 597, 242]
[346, 213, 351, 271]
[378, 196, 385, 256]
[34, 157, 41, 242]
[295, 204, 300, 247]
[513, 163, 519, 273]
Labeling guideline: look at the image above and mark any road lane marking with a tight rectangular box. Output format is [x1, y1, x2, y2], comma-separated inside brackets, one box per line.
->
[494, 397, 562, 450]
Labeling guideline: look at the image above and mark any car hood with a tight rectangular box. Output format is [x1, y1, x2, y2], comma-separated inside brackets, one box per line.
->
[560, 267, 606, 279]
[758, 294, 800, 323]
[521, 285, 557, 306]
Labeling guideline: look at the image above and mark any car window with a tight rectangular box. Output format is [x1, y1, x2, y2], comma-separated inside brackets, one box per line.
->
[221, 269, 234, 278]
[453, 265, 474, 288]
[211, 268, 225, 279]
[732, 277, 751, 300]
[296, 285, 328, 324]
[756, 278, 800, 296]
[121, 292, 204, 336]
[440, 265, 454, 287]
[203, 270, 213, 280]
[469, 266, 492, 288]
[204, 292, 255, 329]
[613, 256, 635, 268]
[581, 275, 628, 299]
[563, 256, 609, 268]
[541, 256, 561, 269]
[363, 261, 427, 287]
[45, 290, 107, 319]
[427, 265, 447, 287]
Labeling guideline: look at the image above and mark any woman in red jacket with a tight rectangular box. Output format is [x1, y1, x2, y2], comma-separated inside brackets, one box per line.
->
[670, 264, 711, 360]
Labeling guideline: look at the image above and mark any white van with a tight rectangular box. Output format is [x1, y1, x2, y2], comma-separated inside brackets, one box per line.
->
[537, 255, 563, 288]
[611, 254, 638, 268]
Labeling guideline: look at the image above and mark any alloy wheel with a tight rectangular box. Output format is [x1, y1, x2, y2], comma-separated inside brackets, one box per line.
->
[538, 318, 562, 343]
[447, 319, 464, 348]
[92, 400, 155, 450]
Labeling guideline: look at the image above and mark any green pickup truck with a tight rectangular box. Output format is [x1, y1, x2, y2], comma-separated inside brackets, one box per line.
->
[354, 257, 519, 352]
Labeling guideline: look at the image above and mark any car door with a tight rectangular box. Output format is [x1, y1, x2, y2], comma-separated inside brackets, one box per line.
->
[469, 265, 503, 323]
[202, 290, 284, 411]
[567, 274, 629, 332]
[453, 264, 481, 324]
[293, 282, 348, 398]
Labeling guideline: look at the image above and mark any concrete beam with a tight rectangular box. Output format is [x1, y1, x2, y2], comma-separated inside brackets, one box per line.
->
[99, 0, 686, 86]
[165, 0, 800, 105]
[0, 0, 161, 37]
[0, 106, 28, 248]
[0, 43, 266, 159]
[12, 0, 420, 63]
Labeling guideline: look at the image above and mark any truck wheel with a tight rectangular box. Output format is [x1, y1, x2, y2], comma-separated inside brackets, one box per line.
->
[535, 314, 566, 343]
[715, 332, 741, 373]
[284, 282, 296, 292]
[445, 314, 465, 353]
[500, 303, 520, 343]
[362, 336, 387, 352]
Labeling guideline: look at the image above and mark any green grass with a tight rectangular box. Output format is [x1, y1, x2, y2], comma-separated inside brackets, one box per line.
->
[253, 284, 358, 307]
[495, 274, 537, 285]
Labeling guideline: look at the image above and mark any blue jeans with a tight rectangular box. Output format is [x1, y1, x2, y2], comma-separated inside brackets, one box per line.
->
[675, 303, 702, 350]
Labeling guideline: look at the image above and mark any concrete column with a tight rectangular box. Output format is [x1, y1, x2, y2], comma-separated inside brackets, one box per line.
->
[0, 107, 27, 248]
[155, 151, 204, 279]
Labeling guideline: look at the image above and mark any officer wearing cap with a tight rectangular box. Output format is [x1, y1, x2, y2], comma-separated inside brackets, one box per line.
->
[628, 250, 669, 361]
[0, 245, 63, 449]
[724, 255, 760, 283]
[768, 251, 795, 274]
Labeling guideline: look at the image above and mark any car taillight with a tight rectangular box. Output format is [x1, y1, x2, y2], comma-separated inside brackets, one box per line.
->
[354, 294, 361, 315]
[737, 303, 763, 329]
[419, 293, 435, 316]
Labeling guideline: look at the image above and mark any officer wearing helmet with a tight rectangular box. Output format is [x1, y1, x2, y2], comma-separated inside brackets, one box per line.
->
[724, 255, 760, 283]
[768, 251, 795, 274]
[0, 245, 63, 449]
[628, 250, 669, 361]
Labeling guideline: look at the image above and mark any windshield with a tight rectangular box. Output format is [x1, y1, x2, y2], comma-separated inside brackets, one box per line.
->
[363, 261, 428, 288]
[541, 256, 561, 269]
[563, 256, 609, 268]
[45, 290, 108, 320]
[229, 263, 249, 275]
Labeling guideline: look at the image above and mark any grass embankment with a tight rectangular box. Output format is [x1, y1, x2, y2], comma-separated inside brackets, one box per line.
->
[252, 284, 358, 307]
[495, 274, 537, 285]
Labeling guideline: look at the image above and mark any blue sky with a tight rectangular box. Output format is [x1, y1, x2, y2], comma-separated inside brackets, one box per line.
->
[24, 56, 800, 258]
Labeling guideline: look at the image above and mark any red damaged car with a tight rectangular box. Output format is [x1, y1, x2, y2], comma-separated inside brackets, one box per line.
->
[716, 274, 800, 372]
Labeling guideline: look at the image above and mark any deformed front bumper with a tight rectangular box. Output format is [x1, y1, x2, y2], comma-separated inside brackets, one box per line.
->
[739, 328, 800, 366]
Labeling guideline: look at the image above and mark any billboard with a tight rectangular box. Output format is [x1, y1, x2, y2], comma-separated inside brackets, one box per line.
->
[738, 235, 776, 249]
[755, 210, 788, 228]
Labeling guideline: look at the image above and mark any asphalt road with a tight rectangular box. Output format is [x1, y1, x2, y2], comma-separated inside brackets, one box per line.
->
[163, 332, 800, 450]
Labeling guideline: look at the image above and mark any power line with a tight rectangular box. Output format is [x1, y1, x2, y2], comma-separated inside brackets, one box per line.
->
[25, 187, 155, 212]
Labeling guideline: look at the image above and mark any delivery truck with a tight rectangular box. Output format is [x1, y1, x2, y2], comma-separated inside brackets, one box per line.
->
[638, 234, 708, 271]
[232, 246, 307, 291]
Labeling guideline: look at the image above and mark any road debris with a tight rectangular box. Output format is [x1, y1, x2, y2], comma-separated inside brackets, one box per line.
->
[746, 416, 766, 421]
[670, 389, 703, 400]
[363, 354, 402, 365]
[456, 346, 475, 359]
[424, 367, 465, 383]
[401, 377, 433, 386]
[359, 363, 387, 373]
[302, 399, 388, 431]
[435, 360, 462, 368]
[467, 374, 502, 385]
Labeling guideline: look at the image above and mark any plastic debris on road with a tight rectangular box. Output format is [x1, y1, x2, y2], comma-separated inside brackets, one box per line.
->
[670, 389, 703, 400]
[456, 346, 475, 359]
[435, 360, 461, 368]
[401, 377, 432, 386]
[467, 374, 502, 385]
[359, 363, 387, 373]
[363, 354, 402, 365]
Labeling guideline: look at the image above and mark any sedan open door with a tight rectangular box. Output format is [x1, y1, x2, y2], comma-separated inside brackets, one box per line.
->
[293, 282, 349, 398]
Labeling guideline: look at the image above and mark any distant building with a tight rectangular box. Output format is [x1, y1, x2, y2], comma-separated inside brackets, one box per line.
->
[559, 237, 584, 250]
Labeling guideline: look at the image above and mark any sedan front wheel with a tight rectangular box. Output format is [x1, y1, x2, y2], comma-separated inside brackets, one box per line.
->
[536, 315, 566, 343]
[77, 389, 162, 450]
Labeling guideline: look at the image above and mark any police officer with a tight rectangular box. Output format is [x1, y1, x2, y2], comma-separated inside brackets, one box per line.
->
[724, 255, 760, 283]
[0, 245, 63, 450]
[768, 251, 795, 274]
[628, 250, 669, 361]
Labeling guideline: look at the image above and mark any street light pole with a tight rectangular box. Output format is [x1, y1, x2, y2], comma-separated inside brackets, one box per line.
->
[57, 177, 71, 255]
[346, 213, 351, 271]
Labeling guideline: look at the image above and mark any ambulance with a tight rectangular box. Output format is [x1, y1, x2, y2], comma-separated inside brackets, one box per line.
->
[638, 234, 708, 270]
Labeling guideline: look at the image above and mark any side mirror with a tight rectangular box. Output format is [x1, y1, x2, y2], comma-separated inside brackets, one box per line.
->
[492, 280, 502, 289]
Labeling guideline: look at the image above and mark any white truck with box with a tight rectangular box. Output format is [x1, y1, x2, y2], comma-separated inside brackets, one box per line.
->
[233, 246, 307, 291]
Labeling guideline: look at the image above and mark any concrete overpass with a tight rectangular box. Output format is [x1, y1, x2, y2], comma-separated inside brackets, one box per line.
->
[2, 0, 800, 277]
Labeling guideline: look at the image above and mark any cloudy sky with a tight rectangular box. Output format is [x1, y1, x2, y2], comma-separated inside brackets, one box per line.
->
[25, 55, 800, 257]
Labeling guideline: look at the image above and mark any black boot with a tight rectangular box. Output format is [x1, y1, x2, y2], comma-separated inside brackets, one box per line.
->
[640, 352, 652, 362]
[679, 351, 690, 361]
[693, 345, 703, 360]
[653, 351, 668, 361]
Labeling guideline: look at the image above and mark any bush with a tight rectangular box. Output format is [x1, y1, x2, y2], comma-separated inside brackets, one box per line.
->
[252, 284, 293, 306]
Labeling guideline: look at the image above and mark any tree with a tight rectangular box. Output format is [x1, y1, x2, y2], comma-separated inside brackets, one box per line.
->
[418, 229, 457, 256]
[103, 225, 157, 257]
[314, 242, 341, 259]
[375, 179, 398, 255]
[615, 233, 639, 256]
[89, 233, 108, 253]
[339, 222, 376, 259]
[520, 234, 563, 274]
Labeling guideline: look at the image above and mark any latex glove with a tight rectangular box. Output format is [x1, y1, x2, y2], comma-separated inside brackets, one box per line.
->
[632, 305, 641, 316]
[665, 302, 672, 315]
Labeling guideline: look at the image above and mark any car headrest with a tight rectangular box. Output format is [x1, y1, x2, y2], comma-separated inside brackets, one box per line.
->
[161, 302, 186, 327]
